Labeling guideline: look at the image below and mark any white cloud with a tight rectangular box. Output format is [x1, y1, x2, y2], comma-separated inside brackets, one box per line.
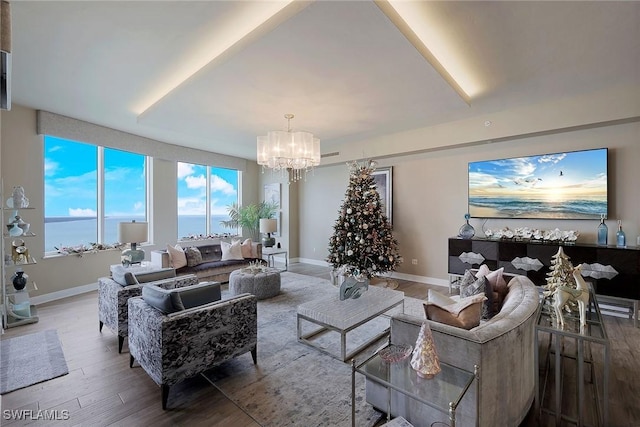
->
[69, 208, 97, 217]
[177, 197, 206, 215]
[48, 145, 63, 153]
[177, 162, 195, 179]
[210, 175, 237, 195]
[133, 202, 143, 211]
[44, 159, 59, 177]
[185, 174, 206, 189]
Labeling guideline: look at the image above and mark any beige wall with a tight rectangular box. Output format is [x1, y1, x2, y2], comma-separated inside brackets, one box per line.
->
[0, 104, 261, 301]
[298, 120, 640, 284]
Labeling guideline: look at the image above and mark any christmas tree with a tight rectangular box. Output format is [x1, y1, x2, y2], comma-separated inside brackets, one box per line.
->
[543, 246, 576, 300]
[326, 160, 402, 278]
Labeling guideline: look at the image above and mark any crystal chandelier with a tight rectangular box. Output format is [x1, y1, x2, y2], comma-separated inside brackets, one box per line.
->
[257, 114, 321, 182]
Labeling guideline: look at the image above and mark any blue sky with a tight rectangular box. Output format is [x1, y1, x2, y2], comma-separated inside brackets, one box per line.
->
[468, 148, 607, 200]
[177, 162, 238, 216]
[44, 136, 238, 218]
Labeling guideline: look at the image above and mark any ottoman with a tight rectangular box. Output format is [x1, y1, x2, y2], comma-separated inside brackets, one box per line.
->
[229, 268, 281, 300]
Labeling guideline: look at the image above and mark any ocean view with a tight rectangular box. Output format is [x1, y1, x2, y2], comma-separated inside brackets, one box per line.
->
[469, 197, 607, 219]
[44, 215, 234, 252]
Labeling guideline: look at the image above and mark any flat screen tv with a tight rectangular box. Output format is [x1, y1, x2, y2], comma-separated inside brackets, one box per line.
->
[468, 148, 608, 219]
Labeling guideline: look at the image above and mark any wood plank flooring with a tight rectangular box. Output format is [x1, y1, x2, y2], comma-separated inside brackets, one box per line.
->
[1, 263, 638, 426]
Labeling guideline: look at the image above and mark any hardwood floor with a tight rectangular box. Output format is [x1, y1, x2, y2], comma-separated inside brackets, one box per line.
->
[1, 263, 638, 426]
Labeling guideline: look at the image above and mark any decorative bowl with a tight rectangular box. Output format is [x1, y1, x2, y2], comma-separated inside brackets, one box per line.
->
[378, 344, 413, 363]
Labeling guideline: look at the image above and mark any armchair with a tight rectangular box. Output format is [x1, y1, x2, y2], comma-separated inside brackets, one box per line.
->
[128, 288, 258, 409]
[98, 272, 199, 352]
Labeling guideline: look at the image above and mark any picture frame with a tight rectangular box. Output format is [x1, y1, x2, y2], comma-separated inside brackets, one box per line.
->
[273, 211, 281, 237]
[264, 183, 281, 208]
[372, 166, 393, 226]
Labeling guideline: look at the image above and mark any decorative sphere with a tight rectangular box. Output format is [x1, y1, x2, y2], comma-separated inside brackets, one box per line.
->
[347, 208, 352, 214]
[347, 250, 353, 256]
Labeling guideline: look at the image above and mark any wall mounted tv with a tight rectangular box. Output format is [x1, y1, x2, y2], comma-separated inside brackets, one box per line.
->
[468, 148, 608, 220]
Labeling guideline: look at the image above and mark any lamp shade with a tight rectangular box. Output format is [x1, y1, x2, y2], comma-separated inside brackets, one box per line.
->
[118, 221, 148, 244]
[259, 218, 277, 234]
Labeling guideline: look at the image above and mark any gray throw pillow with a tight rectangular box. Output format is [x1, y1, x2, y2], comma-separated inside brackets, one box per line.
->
[184, 247, 203, 267]
[142, 281, 222, 314]
[460, 275, 494, 319]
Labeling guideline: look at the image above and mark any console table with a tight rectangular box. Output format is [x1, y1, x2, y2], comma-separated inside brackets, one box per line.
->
[448, 237, 640, 325]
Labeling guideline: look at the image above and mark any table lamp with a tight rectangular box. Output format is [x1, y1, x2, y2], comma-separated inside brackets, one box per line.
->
[260, 218, 277, 248]
[118, 220, 148, 266]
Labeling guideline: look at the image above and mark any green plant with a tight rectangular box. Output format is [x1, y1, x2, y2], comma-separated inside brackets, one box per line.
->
[220, 201, 279, 241]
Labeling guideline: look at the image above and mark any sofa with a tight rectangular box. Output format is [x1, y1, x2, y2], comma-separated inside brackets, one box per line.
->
[128, 283, 257, 409]
[98, 269, 199, 353]
[151, 240, 263, 283]
[366, 273, 540, 427]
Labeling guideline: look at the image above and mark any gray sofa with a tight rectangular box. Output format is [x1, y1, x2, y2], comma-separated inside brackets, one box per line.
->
[366, 274, 540, 427]
[151, 242, 263, 283]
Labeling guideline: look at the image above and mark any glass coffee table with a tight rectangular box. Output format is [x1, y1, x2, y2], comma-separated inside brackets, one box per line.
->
[297, 286, 404, 361]
[352, 347, 479, 427]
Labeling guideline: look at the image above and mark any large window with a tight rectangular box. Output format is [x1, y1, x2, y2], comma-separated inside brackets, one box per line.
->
[44, 136, 147, 252]
[177, 162, 238, 239]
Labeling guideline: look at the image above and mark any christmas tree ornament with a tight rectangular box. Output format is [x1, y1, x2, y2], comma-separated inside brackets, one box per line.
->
[410, 322, 441, 378]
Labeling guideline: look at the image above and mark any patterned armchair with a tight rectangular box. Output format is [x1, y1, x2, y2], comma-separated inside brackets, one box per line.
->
[98, 273, 199, 352]
[128, 291, 258, 409]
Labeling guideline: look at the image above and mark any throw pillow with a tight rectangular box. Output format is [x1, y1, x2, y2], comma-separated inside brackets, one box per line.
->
[166, 244, 187, 269]
[423, 293, 486, 330]
[475, 266, 508, 315]
[458, 270, 478, 295]
[460, 275, 493, 319]
[221, 240, 244, 261]
[427, 288, 456, 307]
[184, 246, 203, 267]
[241, 238, 253, 259]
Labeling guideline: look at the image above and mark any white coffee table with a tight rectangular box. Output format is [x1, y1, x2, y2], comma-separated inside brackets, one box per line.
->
[297, 286, 404, 361]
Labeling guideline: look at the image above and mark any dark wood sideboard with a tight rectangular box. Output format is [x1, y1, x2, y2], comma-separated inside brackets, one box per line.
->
[448, 237, 640, 300]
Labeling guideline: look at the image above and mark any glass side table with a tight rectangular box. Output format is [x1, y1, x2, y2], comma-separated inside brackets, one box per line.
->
[352, 347, 479, 427]
[534, 283, 609, 426]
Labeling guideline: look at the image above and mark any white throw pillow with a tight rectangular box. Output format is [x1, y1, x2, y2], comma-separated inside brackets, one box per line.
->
[221, 240, 244, 261]
[241, 238, 254, 259]
[428, 288, 456, 307]
[166, 244, 187, 268]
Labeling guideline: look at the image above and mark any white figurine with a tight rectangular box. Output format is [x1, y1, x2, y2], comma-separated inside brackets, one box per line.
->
[553, 264, 589, 331]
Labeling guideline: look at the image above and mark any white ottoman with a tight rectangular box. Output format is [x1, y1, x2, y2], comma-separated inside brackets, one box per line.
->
[229, 268, 281, 300]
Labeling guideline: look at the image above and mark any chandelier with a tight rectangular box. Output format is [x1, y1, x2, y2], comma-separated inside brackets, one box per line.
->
[257, 114, 321, 182]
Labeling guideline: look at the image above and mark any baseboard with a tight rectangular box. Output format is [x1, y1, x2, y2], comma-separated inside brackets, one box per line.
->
[294, 257, 330, 267]
[31, 282, 98, 306]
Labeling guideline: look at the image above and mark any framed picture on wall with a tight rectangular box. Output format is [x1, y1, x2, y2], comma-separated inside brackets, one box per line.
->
[264, 183, 281, 208]
[272, 211, 281, 237]
[372, 167, 393, 226]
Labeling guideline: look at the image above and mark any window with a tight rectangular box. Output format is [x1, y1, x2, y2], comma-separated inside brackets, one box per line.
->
[104, 148, 147, 242]
[44, 136, 147, 252]
[177, 162, 238, 239]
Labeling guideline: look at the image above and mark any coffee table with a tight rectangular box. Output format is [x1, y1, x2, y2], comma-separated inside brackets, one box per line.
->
[297, 286, 404, 361]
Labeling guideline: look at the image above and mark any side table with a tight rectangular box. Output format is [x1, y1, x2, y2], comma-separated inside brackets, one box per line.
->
[352, 349, 479, 427]
[262, 248, 288, 271]
[534, 284, 609, 426]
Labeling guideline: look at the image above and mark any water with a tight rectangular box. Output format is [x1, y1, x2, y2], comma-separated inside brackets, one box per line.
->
[44, 215, 234, 252]
[468, 196, 607, 219]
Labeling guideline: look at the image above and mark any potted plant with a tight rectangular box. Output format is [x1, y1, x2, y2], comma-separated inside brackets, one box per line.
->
[220, 201, 279, 242]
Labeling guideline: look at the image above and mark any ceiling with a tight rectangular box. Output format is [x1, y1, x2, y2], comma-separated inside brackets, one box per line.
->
[10, 1, 640, 161]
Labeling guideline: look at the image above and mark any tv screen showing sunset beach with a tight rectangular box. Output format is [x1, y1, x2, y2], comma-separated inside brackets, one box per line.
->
[468, 148, 608, 219]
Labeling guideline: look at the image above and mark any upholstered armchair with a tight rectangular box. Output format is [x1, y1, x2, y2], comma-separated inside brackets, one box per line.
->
[98, 270, 198, 353]
[128, 285, 257, 409]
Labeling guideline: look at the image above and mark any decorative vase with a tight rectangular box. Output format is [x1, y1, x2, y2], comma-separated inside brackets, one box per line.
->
[458, 213, 475, 239]
[596, 214, 608, 246]
[11, 269, 28, 291]
[11, 186, 29, 208]
[339, 276, 369, 300]
[410, 322, 441, 378]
